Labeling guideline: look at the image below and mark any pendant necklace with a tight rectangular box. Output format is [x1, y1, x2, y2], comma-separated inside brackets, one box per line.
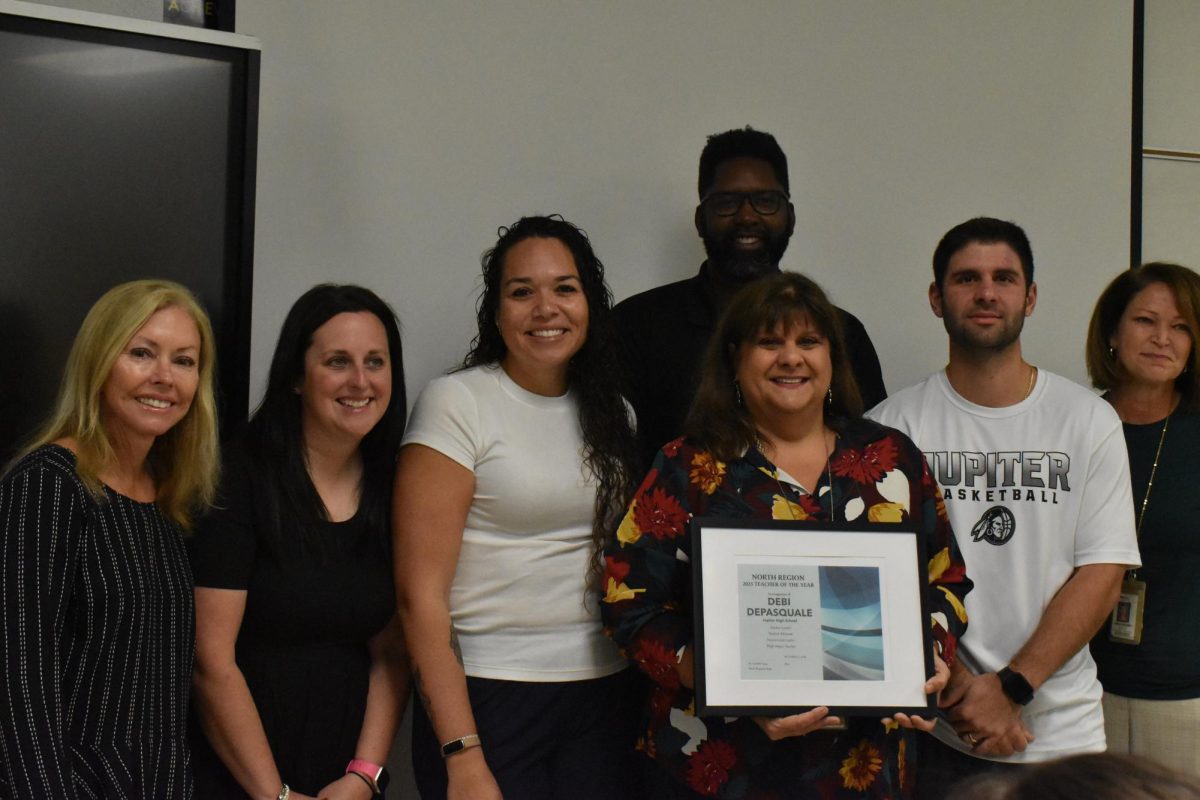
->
[1108, 411, 1169, 646]
[760, 430, 836, 520]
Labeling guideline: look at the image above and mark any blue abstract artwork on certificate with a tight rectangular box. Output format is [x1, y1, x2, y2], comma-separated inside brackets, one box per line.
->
[818, 566, 884, 680]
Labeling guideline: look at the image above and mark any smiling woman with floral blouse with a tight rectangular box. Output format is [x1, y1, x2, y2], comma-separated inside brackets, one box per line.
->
[602, 272, 972, 799]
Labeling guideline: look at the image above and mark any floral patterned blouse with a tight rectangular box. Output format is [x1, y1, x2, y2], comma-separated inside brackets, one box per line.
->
[601, 418, 971, 799]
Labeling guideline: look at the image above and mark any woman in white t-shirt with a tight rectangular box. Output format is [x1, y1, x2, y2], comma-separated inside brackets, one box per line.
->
[394, 216, 643, 800]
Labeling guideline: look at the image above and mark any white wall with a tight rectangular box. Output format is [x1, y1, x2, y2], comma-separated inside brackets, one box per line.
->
[1141, 0, 1200, 267]
[234, 1, 1133, 407]
[3, 2, 1141, 797]
[23, 0, 1135, 396]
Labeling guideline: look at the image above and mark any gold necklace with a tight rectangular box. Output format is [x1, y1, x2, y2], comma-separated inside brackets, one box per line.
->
[1129, 413, 1169, 580]
[760, 430, 835, 520]
[1024, 365, 1037, 400]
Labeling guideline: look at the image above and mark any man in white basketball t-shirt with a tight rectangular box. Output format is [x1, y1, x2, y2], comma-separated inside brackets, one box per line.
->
[869, 217, 1140, 798]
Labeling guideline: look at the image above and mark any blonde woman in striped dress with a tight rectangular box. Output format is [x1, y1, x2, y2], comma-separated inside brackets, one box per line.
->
[0, 280, 219, 799]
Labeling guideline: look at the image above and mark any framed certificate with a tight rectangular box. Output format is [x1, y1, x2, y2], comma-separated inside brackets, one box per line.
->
[691, 518, 935, 718]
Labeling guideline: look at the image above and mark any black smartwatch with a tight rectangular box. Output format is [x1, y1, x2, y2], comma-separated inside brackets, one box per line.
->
[346, 760, 389, 796]
[997, 666, 1034, 706]
[373, 766, 389, 795]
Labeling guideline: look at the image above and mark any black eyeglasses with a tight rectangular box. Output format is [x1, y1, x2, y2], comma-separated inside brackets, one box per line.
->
[703, 190, 789, 217]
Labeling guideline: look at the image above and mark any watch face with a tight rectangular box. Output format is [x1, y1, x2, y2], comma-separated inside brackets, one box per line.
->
[375, 768, 389, 791]
[1000, 668, 1033, 705]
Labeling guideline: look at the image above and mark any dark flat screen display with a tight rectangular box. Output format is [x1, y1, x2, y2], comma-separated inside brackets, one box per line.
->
[0, 12, 257, 461]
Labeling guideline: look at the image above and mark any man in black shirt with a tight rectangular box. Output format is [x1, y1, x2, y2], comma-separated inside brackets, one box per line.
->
[612, 127, 886, 463]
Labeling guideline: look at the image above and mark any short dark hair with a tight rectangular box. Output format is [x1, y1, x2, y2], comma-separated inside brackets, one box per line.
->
[698, 126, 790, 199]
[249, 284, 406, 557]
[1085, 262, 1200, 409]
[686, 271, 862, 461]
[932, 217, 1034, 292]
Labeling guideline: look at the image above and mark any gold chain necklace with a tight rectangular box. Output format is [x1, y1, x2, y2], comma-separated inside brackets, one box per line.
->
[1130, 413, 1169, 579]
[759, 430, 835, 520]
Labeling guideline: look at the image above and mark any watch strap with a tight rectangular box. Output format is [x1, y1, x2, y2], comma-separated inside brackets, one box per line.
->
[346, 759, 388, 794]
[997, 666, 1034, 705]
[346, 770, 376, 795]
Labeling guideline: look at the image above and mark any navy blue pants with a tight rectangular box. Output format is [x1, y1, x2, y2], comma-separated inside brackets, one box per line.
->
[411, 668, 646, 800]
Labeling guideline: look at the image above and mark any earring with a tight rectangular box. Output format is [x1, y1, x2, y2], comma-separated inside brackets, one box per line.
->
[826, 386, 833, 406]
[1108, 346, 1116, 359]
[734, 381, 744, 407]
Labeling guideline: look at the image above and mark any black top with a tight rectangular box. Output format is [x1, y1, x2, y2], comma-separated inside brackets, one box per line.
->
[188, 443, 395, 797]
[612, 265, 887, 464]
[1090, 406, 1200, 700]
[0, 444, 195, 799]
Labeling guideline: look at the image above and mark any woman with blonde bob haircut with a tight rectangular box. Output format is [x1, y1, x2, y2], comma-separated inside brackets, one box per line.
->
[1085, 262, 1200, 777]
[0, 279, 220, 798]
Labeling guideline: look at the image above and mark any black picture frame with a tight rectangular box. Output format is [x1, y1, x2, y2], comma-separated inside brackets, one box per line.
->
[691, 518, 936, 718]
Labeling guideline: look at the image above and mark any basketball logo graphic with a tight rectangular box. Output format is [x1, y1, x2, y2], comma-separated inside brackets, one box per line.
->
[970, 506, 1015, 545]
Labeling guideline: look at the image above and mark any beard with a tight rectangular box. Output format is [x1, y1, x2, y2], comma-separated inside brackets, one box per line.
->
[702, 225, 791, 283]
[942, 309, 1026, 354]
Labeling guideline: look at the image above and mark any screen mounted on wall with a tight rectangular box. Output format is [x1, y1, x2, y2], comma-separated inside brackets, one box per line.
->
[0, 2, 258, 461]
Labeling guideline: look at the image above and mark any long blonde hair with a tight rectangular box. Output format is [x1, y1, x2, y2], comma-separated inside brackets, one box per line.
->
[17, 279, 220, 530]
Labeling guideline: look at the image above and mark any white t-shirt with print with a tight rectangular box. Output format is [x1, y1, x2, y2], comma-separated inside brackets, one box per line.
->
[868, 369, 1140, 762]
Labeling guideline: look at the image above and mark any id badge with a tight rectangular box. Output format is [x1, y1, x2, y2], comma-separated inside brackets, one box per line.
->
[1108, 577, 1146, 645]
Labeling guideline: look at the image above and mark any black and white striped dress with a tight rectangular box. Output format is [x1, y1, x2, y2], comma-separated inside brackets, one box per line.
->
[0, 444, 194, 799]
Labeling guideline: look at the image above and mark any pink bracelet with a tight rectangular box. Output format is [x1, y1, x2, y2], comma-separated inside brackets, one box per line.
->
[346, 759, 386, 794]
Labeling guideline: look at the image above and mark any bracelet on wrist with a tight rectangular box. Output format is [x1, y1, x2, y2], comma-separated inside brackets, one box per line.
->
[345, 758, 389, 795]
[347, 770, 376, 795]
[441, 733, 482, 758]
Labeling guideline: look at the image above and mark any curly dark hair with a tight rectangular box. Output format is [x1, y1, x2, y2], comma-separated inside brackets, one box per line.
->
[461, 215, 641, 590]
